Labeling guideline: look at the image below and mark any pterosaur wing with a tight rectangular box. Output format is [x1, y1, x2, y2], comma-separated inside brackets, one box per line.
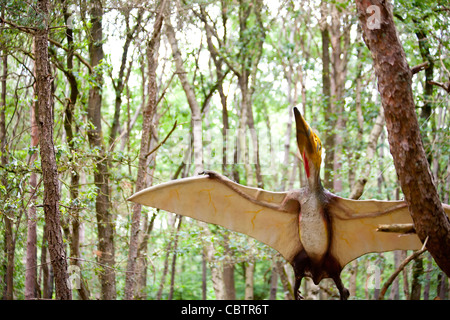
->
[329, 197, 420, 268]
[128, 175, 302, 263]
[329, 197, 450, 268]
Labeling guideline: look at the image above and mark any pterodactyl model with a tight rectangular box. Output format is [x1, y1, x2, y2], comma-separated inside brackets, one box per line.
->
[129, 107, 450, 300]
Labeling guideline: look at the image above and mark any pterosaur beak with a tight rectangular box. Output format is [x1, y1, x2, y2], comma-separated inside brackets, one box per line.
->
[293, 107, 322, 177]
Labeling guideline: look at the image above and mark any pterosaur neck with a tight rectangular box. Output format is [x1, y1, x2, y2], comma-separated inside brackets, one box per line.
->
[307, 173, 324, 196]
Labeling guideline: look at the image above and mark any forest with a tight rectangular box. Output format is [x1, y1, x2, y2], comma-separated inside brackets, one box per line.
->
[0, 0, 450, 300]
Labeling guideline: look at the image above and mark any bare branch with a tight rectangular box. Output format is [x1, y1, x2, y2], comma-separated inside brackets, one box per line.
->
[377, 223, 415, 234]
[378, 237, 429, 300]
[145, 121, 178, 158]
[410, 62, 429, 75]
[428, 80, 450, 93]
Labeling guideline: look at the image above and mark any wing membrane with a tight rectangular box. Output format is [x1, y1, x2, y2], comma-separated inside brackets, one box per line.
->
[128, 175, 302, 263]
[329, 197, 422, 268]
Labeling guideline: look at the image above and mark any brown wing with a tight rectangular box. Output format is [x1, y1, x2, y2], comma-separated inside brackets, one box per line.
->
[328, 197, 422, 268]
[128, 175, 303, 263]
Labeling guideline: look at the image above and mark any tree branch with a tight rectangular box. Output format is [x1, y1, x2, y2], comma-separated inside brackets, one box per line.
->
[145, 121, 177, 158]
[377, 223, 415, 234]
[428, 80, 450, 93]
[48, 38, 93, 73]
[378, 237, 428, 300]
[410, 62, 429, 75]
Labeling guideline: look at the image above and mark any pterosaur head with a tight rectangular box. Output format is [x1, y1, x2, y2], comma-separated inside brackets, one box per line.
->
[293, 107, 323, 190]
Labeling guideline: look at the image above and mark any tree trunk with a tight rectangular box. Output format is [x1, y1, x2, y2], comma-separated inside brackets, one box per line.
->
[348, 261, 358, 297]
[156, 216, 177, 300]
[25, 81, 39, 300]
[87, 0, 116, 299]
[244, 261, 255, 300]
[320, 2, 334, 191]
[202, 252, 207, 299]
[34, 0, 71, 300]
[329, 4, 350, 193]
[388, 251, 401, 300]
[355, 0, 450, 276]
[40, 225, 53, 299]
[222, 231, 236, 300]
[168, 216, 182, 300]
[124, 1, 165, 300]
[437, 273, 448, 300]
[410, 256, 423, 300]
[0, 13, 14, 300]
[134, 212, 157, 299]
[423, 253, 432, 300]
[269, 258, 278, 300]
[275, 260, 294, 300]
[61, 1, 90, 300]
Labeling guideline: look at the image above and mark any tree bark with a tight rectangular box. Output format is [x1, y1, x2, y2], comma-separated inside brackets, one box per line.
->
[134, 212, 156, 299]
[355, 0, 450, 276]
[222, 231, 236, 300]
[124, 0, 165, 300]
[168, 216, 182, 300]
[410, 256, 423, 300]
[244, 261, 255, 300]
[275, 260, 294, 300]
[61, 1, 90, 300]
[156, 215, 177, 300]
[87, 0, 116, 299]
[320, 2, 334, 191]
[0, 15, 14, 300]
[25, 77, 39, 300]
[40, 224, 53, 299]
[34, 0, 71, 300]
[269, 258, 278, 300]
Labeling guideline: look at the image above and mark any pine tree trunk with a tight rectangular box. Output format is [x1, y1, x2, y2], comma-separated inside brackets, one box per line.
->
[355, 0, 450, 276]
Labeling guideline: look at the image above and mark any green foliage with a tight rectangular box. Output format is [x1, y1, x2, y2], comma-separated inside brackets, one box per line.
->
[0, 0, 449, 301]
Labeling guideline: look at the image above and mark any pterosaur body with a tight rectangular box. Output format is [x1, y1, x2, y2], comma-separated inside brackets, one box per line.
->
[129, 107, 450, 299]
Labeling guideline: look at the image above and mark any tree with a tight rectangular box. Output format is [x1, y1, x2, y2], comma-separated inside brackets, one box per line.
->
[355, 0, 450, 276]
[124, 0, 166, 299]
[34, 0, 71, 300]
[86, 0, 116, 299]
[24, 49, 38, 300]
